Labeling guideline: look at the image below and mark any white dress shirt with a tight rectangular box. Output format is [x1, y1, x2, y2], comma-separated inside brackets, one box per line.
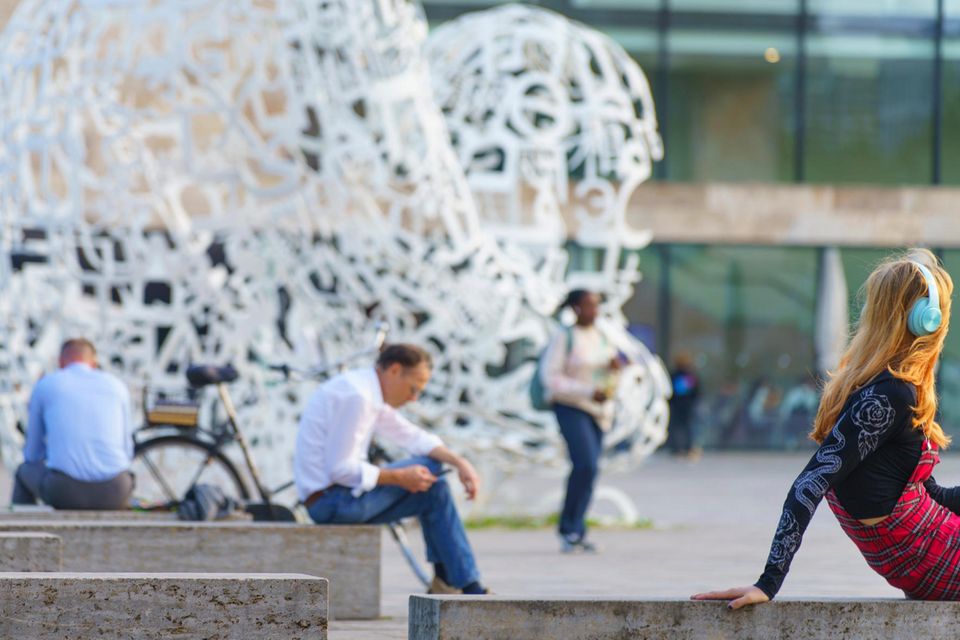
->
[294, 367, 444, 500]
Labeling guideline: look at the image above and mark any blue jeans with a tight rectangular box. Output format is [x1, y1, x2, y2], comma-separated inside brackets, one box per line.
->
[306, 456, 480, 589]
[554, 404, 603, 539]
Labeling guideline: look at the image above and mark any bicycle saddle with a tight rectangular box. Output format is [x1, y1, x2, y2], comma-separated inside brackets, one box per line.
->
[185, 364, 239, 387]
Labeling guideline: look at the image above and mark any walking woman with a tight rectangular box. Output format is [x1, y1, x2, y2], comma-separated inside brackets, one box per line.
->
[694, 249, 960, 608]
[541, 289, 620, 553]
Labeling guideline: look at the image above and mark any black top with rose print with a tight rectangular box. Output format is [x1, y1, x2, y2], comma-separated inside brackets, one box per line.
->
[754, 371, 960, 600]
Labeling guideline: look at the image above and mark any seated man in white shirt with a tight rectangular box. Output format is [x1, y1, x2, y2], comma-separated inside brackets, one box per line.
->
[12, 338, 135, 509]
[294, 343, 489, 594]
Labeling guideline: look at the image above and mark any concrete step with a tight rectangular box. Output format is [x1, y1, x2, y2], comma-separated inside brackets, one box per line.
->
[0, 532, 61, 571]
[409, 596, 960, 640]
[0, 521, 379, 619]
[0, 572, 326, 639]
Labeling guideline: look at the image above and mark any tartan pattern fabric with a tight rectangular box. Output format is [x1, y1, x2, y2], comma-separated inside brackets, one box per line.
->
[826, 440, 960, 600]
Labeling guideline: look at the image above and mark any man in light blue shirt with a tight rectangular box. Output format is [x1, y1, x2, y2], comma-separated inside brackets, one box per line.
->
[12, 338, 135, 509]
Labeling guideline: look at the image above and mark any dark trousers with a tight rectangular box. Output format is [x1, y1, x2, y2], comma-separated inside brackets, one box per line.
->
[12, 462, 134, 510]
[668, 417, 693, 454]
[554, 404, 603, 539]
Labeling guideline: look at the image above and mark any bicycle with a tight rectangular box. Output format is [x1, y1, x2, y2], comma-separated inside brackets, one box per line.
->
[130, 322, 433, 586]
[132, 361, 296, 520]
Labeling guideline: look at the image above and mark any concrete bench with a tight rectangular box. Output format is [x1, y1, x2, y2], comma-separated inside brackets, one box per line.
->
[0, 507, 177, 520]
[0, 521, 379, 619]
[0, 532, 62, 571]
[0, 506, 251, 521]
[0, 572, 326, 638]
[409, 596, 960, 640]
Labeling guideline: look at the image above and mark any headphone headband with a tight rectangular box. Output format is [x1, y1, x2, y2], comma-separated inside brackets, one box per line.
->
[913, 262, 940, 312]
[907, 261, 942, 337]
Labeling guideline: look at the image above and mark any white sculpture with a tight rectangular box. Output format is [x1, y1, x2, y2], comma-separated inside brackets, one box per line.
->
[426, 3, 669, 463]
[426, 3, 663, 304]
[0, 0, 668, 513]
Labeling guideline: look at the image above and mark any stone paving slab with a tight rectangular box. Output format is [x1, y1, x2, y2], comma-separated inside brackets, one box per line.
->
[0, 572, 327, 639]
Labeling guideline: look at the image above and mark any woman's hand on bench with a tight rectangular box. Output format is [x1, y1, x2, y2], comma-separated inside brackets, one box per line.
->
[690, 585, 769, 610]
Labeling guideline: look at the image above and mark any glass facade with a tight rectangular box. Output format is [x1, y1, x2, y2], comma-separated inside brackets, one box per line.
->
[804, 32, 935, 184]
[424, 0, 956, 186]
[667, 29, 796, 181]
[942, 3, 960, 183]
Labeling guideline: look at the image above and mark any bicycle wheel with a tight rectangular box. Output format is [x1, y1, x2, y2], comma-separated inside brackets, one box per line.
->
[132, 434, 249, 508]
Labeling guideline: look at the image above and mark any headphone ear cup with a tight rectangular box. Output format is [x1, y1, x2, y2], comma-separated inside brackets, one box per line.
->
[908, 298, 940, 337]
[923, 306, 943, 334]
[908, 298, 929, 337]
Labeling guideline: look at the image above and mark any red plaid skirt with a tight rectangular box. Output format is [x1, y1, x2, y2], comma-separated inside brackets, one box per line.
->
[826, 440, 960, 600]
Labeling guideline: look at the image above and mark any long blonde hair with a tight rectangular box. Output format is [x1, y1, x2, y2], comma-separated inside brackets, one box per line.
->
[811, 249, 953, 447]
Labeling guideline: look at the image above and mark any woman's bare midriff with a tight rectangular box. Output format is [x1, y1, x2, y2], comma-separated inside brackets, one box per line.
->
[858, 515, 890, 526]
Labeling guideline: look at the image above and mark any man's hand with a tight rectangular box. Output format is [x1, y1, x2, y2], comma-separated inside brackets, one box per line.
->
[425, 445, 482, 500]
[690, 586, 769, 610]
[456, 458, 481, 501]
[385, 465, 437, 493]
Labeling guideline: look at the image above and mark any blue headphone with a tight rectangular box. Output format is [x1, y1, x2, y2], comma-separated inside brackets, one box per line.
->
[907, 262, 942, 337]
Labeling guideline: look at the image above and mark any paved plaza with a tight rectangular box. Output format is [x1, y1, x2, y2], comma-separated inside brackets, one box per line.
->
[333, 449, 960, 639]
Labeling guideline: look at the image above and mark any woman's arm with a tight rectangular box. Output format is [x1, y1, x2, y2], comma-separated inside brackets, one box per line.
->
[924, 477, 960, 515]
[693, 380, 913, 607]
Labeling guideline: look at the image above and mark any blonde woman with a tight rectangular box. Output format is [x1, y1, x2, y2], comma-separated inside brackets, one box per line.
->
[694, 249, 960, 607]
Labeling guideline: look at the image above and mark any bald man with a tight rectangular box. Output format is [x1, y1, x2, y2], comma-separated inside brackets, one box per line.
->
[12, 338, 135, 509]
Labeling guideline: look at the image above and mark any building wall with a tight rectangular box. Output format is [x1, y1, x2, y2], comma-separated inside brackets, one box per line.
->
[629, 182, 960, 248]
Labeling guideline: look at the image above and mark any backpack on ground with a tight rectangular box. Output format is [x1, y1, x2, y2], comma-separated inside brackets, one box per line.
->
[177, 483, 240, 521]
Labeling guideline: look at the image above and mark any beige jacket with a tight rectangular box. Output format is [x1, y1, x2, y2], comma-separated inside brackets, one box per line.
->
[540, 324, 617, 431]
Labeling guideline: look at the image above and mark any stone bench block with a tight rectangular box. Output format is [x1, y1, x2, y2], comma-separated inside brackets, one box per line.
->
[0, 533, 62, 571]
[0, 521, 379, 619]
[0, 507, 178, 520]
[0, 506, 251, 521]
[409, 596, 960, 640]
[0, 572, 326, 639]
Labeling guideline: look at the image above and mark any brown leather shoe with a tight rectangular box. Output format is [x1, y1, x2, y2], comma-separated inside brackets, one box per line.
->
[427, 576, 462, 595]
